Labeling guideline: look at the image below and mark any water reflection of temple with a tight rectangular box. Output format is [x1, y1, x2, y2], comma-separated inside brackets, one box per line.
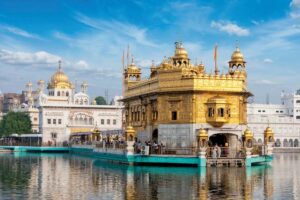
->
[3, 154, 297, 199]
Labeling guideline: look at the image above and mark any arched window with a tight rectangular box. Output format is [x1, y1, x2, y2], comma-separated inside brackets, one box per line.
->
[294, 139, 299, 147]
[218, 108, 224, 117]
[289, 139, 293, 147]
[208, 108, 214, 117]
[62, 91, 65, 96]
[66, 92, 69, 96]
[275, 139, 281, 147]
[57, 91, 60, 96]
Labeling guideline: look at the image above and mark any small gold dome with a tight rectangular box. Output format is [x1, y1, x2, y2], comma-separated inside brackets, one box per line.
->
[27, 81, 32, 86]
[198, 63, 205, 68]
[264, 127, 273, 133]
[231, 47, 244, 62]
[174, 42, 188, 58]
[244, 128, 253, 137]
[38, 80, 45, 84]
[198, 128, 208, 137]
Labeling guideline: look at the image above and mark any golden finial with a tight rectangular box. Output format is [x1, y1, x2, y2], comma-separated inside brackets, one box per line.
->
[58, 60, 62, 71]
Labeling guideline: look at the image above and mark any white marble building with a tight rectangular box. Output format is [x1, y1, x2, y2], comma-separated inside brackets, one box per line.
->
[18, 61, 123, 144]
[247, 90, 300, 147]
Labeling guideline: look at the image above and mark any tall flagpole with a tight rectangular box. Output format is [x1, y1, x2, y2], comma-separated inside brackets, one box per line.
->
[127, 45, 130, 67]
[214, 44, 219, 75]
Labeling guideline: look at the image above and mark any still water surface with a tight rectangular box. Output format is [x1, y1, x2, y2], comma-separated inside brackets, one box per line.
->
[0, 153, 299, 200]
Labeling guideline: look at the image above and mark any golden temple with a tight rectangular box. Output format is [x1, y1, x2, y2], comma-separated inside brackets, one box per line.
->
[122, 41, 252, 152]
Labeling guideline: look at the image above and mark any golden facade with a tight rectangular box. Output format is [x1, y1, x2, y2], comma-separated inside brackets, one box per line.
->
[122, 42, 251, 147]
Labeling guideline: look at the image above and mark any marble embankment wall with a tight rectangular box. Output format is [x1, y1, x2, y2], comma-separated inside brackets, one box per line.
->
[273, 147, 300, 153]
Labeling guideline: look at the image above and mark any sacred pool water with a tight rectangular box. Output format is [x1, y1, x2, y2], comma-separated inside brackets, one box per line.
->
[0, 153, 299, 200]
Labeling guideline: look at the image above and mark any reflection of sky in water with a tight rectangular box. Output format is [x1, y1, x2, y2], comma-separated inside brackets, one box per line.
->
[0, 153, 299, 200]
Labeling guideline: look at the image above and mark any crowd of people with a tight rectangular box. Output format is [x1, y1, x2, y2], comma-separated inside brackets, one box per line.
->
[134, 140, 165, 154]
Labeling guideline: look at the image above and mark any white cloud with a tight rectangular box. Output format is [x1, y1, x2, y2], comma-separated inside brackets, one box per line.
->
[263, 58, 273, 63]
[290, 0, 300, 8]
[290, 0, 300, 18]
[211, 21, 250, 36]
[75, 13, 157, 47]
[0, 49, 61, 65]
[0, 24, 40, 39]
[254, 79, 277, 85]
[75, 60, 89, 69]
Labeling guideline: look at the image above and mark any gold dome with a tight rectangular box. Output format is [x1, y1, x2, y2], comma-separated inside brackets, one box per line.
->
[244, 128, 253, 137]
[26, 81, 33, 87]
[38, 80, 45, 84]
[198, 128, 208, 137]
[127, 56, 140, 70]
[51, 71, 69, 83]
[231, 47, 244, 62]
[264, 127, 273, 134]
[47, 61, 72, 89]
[174, 42, 188, 58]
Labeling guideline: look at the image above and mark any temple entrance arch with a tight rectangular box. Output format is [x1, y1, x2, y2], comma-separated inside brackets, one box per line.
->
[152, 129, 158, 142]
[208, 133, 240, 158]
[209, 133, 227, 147]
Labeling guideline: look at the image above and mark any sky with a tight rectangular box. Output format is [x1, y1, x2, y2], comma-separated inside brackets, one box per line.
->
[0, 0, 300, 103]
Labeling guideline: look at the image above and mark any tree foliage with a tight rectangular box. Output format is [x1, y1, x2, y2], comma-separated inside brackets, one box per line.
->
[95, 96, 107, 105]
[0, 112, 32, 136]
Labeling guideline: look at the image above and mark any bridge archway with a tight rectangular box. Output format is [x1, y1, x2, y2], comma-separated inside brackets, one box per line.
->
[208, 133, 240, 158]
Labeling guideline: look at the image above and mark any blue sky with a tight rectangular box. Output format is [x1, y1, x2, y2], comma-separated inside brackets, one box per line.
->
[0, 0, 300, 103]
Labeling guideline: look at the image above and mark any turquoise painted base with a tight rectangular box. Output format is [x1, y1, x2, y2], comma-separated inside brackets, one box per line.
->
[1, 146, 274, 168]
[245, 155, 273, 167]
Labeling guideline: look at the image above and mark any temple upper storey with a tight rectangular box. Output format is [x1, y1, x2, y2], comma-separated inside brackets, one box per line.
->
[123, 42, 249, 100]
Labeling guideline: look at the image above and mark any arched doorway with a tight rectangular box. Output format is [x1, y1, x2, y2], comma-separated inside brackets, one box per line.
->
[209, 133, 239, 158]
[152, 129, 158, 142]
[209, 134, 227, 147]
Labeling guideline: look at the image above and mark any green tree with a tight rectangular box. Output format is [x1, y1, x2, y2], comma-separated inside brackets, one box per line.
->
[95, 96, 107, 105]
[0, 112, 32, 136]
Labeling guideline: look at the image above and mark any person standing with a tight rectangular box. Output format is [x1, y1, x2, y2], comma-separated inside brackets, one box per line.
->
[217, 144, 221, 158]
[212, 145, 217, 159]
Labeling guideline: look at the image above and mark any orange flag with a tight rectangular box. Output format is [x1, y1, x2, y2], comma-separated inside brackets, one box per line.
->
[214, 44, 218, 62]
